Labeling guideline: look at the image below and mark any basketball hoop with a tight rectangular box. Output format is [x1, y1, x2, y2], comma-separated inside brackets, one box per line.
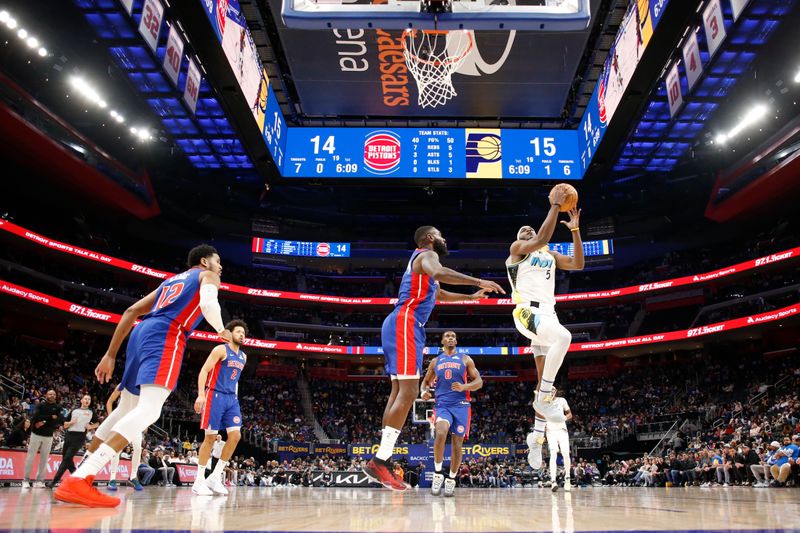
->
[402, 29, 473, 109]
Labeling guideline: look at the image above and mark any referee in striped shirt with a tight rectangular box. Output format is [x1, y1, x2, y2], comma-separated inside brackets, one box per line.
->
[53, 394, 98, 486]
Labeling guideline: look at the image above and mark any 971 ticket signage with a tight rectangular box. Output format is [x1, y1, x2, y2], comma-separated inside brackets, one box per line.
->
[138, 0, 164, 53]
[163, 24, 185, 87]
[184, 57, 202, 114]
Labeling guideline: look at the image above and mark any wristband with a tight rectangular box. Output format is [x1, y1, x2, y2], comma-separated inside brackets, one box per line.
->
[570, 227, 580, 233]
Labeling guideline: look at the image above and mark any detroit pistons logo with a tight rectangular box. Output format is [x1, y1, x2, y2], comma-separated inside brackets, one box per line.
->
[233, 416, 241, 424]
[457, 425, 465, 433]
[364, 131, 401, 175]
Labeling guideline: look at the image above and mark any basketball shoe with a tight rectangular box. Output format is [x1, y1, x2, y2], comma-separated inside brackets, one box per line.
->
[431, 473, 444, 495]
[363, 458, 407, 491]
[526, 432, 544, 470]
[206, 475, 229, 495]
[54, 476, 121, 507]
[443, 478, 456, 497]
[564, 479, 571, 492]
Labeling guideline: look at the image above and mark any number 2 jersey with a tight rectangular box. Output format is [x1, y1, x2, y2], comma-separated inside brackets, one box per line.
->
[205, 344, 246, 395]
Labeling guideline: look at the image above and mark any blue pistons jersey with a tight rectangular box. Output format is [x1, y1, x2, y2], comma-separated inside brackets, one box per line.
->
[200, 344, 246, 431]
[434, 352, 470, 407]
[206, 344, 246, 395]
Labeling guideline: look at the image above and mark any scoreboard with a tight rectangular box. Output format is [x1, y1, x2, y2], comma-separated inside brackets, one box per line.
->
[252, 237, 350, 258]
[282, 127, 581, 180]
[549, 239, 613, 257]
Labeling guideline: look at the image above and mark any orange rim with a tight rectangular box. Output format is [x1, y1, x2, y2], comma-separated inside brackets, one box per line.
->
[402, 29, 473, 67]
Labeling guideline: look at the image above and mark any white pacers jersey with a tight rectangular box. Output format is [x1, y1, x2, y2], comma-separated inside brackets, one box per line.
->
[506, 247, 556, 307]
[545, 397, 570, 432]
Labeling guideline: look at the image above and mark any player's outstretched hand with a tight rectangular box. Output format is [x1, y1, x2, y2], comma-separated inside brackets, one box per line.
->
[421, 390, 432, 401]
[467, 288, 492, 300]
[194, 395, 206, 414]
[559, 208, 581, 230]
[95, 354, 115, 384]
[219, 329, 233, 343]
[477, 279, 506, 294]
[451, 382, 466, 392]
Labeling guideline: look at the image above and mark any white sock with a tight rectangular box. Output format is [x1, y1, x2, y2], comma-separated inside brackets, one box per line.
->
[73, 443, 116, 479]
[76, 450, 92, 468]
[435, 462, 443, 472]
[210, 459, 228, 481]
[193, 465, 208, 486]
[109, 453, 120, 481]
[375, 426, 401, 461]
[449, 471, 457, 479]
[534, 415, 546, 436]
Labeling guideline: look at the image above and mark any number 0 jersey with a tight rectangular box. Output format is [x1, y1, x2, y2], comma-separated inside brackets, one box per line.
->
[506, 247, 556, 307]
[434, 352, 470, 406]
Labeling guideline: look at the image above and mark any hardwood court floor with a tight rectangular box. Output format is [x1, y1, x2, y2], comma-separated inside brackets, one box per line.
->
[0, 486, 798, 532]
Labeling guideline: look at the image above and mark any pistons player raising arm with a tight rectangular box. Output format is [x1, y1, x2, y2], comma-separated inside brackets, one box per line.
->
[506, 188, 583, 470]
[56, 245, 231, 508]
[362, 226, 504, 491]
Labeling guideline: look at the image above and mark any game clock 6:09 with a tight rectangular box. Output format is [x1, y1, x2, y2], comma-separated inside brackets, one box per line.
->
[282, 127, 582, 180]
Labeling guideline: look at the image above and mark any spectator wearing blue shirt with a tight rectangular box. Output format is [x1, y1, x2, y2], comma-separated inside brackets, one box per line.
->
[770, 436, 799, 486]
[750, 442, 779, 488]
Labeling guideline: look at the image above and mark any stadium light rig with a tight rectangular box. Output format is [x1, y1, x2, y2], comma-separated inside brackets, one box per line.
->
[3, 9, 159, 143]
[714, 104, 768, 145]
[1, 9, 47, 57]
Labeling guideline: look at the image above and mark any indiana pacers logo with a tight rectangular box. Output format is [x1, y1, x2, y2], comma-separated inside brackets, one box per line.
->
[466, 129, 502, 178]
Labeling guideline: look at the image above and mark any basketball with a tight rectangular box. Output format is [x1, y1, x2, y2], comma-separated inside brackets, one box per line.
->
[549, 183, 578, 212]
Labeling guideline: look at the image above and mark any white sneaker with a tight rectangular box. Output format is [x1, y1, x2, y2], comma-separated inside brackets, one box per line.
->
[21, 481, 30, 489]
[564, 479, 571, 492]
[192, 479, 214, 496]
[431, 473, 444, 496]
[551, 481, 559, 493]
[206, 476, 229, 495]
[32, 481, 45, 489]
[526, 432, 544, 470]
[443, 478, 456, 497]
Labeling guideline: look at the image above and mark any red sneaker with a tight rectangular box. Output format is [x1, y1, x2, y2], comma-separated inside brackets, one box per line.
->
[54, 476, 121, 508]
[363, 458, 407, 491]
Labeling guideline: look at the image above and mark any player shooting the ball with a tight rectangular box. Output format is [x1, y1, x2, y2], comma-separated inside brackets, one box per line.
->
[505, 184, 583, 471]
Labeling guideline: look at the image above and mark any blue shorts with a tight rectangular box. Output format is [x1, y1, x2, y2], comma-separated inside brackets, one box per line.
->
[200, 391, 242, 432]
[434, 404, 471, 438]
[381, 308, 425, 378]
[119, 318, 189, 395]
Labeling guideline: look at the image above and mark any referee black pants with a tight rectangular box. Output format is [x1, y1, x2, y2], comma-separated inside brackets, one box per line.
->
[53, 432, 86, 483]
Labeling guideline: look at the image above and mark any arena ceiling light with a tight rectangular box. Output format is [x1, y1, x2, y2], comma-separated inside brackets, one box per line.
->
[794, 68, 800, 84]
[0, 10, 46, 57]
[714, 104, 768, 145]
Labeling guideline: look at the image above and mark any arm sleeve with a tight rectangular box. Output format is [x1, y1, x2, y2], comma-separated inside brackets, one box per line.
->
[199, 284, 225, 333]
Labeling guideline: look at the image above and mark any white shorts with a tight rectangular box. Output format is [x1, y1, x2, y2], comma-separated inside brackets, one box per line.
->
[513, 307, 566, 352]
[546, 428, 570, 455]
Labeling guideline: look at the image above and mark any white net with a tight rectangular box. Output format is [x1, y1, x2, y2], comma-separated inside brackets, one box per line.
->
[402, 29, 473, 109]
